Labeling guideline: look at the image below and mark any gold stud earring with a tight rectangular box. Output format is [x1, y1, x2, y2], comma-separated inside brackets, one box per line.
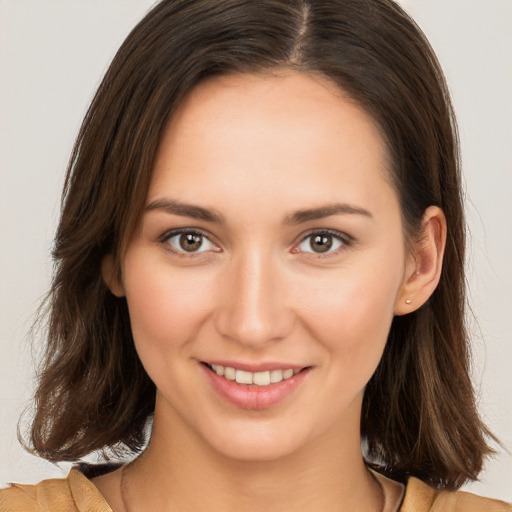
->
[405, 299, 412, 305]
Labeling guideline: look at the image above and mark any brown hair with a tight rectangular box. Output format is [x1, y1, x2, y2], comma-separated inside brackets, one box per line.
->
[25, 0, 494, 489]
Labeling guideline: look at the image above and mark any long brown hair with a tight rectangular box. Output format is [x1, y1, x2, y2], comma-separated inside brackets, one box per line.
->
[25, 0, 494, 489]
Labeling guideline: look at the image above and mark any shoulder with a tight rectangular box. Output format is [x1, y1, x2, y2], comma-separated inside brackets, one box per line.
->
[0, 474, 73, 512]
[0, 470, 112, 512]
[400, 477, 512, 512]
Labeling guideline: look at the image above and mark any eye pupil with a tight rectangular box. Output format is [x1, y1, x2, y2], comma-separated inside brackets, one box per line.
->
[311, 234, 332, 253]
[179, 233, 203, 252]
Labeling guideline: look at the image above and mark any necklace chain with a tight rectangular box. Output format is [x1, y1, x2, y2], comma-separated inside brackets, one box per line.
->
[120, 463, 131, 512]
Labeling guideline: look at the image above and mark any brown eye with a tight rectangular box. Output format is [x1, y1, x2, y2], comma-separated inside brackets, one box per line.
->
[179, 233, 203, 252]
[310, 234, 333, 253]
[164, 230, 217, 254]
[297, 231, 346, 255]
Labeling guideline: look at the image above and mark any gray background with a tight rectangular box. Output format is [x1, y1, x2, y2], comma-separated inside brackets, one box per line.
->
[1, 0, 511, 501]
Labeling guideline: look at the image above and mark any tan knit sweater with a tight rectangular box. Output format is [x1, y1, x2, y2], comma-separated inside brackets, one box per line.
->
[1, 469, 510, 511]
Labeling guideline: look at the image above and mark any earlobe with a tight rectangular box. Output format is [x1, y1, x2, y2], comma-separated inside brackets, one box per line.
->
[395, 206, 447, 316]
[101, 254, 125, 297]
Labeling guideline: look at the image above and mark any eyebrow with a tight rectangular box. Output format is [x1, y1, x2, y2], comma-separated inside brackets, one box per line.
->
[145, 198, 372, 225]
[284, 203, 373, 225]
[145, 198, 225, 224]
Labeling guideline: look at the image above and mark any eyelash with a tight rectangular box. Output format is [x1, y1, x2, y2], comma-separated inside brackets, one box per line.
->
[158, 228, 219, 258]
[158, 228, 352, 258]
[295, 229, 353, 257]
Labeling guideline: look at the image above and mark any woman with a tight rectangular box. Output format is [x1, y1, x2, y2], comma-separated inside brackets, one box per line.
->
[1, 0, 510, 510]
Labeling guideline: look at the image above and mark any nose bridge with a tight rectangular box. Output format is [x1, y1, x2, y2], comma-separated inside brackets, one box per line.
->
[215, 246, 291, 346]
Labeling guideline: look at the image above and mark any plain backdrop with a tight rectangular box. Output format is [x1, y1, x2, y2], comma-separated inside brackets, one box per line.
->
[1, 0, 511, 502]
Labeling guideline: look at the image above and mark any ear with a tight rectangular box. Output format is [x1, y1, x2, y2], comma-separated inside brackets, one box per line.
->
[395, 206, 447, 315]
[101, 254, 125, 297]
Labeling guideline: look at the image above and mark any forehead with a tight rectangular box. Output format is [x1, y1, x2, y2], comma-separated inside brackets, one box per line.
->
[148, 71, 395, 219]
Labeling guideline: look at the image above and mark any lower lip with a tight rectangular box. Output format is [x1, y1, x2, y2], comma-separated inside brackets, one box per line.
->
[201, 365, 310, 410]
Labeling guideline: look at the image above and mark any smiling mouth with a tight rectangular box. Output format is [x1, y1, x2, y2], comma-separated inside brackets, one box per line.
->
[204, 363, 305, 387]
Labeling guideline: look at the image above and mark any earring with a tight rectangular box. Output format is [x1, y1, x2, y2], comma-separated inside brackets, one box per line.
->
[405, 299, 412, 305]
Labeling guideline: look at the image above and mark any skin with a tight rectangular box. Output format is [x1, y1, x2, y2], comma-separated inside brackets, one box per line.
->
[97, 71, 446, 512]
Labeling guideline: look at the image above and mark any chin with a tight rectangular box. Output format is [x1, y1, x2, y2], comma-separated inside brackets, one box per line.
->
[200, 419, 314, 463]
[213, 437, 300, 463]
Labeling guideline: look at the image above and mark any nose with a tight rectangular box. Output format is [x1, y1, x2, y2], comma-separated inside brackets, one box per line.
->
[214, 250, 294, 348]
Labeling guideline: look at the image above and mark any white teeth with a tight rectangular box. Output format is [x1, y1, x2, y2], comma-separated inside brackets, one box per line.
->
[211, 364, 224, 376]
[253, 371, 271, 386]
[269, 369, 283, 383]
[235, 370, 253, 384]
[209, 364, 300, 386]
[282, 369, 294, 379]
[224, 366, 236, 380]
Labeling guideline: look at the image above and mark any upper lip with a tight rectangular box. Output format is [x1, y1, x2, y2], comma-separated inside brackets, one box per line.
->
[202, 360, 309, 372]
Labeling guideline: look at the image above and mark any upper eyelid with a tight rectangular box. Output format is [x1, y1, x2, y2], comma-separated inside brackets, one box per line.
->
[297, 228, 353, 244]
[158, 228, 220, 255]
[158, 227, 214, 242]
[293, 229, 354, 257]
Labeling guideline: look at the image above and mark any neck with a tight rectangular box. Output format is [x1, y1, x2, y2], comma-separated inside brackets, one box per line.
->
[122, 398, 382, 512]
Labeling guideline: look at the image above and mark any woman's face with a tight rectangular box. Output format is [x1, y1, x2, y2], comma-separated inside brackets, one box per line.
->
[113, 72, 412, 461]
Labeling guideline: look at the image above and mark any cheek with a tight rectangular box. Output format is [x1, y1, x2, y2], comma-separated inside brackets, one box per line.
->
[122, 252, 216, 354]
[294, 253, 403, 367]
